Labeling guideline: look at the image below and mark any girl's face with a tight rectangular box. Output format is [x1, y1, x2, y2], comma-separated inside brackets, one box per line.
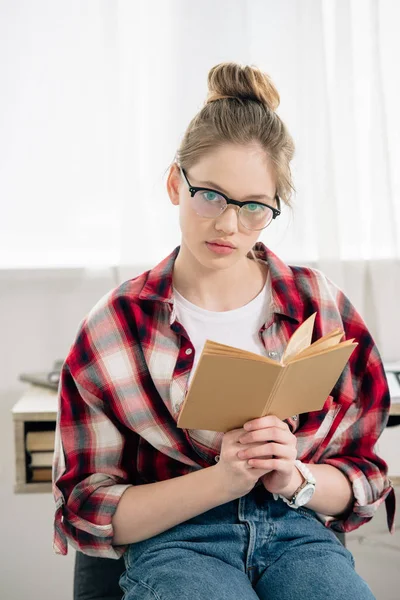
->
[167, 143, 277, 271]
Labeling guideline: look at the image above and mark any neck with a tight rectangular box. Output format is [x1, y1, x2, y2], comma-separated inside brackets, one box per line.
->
[172, 242, 268, 311]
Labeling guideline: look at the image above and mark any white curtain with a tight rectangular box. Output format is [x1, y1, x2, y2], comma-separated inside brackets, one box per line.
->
[116, 0, 400, 360]
[1, 0, 399, 359]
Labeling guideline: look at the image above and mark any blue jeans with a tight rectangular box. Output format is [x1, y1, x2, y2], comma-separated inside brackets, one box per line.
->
[119, 483, 375, 599]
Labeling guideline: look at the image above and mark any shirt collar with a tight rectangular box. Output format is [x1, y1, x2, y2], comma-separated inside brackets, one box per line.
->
[138, 242, 303, 323]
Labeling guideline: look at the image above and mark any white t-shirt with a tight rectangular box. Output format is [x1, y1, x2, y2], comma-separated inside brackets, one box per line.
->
[173, 271, 273, 386]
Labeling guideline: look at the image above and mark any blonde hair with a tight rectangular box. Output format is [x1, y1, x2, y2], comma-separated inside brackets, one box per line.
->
[172, 61, 296, 207]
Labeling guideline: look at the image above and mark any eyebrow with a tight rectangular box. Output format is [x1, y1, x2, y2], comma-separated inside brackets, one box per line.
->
[199, 179, 274, 202]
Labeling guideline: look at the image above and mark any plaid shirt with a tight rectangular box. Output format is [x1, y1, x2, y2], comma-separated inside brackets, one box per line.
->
[52, 242, 396, 558]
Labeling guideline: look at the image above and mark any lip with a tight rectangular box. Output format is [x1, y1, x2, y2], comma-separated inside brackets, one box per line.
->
[205, 241, 236, 255]
[206, 240, 236, 249]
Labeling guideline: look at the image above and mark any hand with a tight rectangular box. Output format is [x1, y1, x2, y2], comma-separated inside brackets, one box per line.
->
[213, 427, 275, 499]
[237, 415, 298, 495]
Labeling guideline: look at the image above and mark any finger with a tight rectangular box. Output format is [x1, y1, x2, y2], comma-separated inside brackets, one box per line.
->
[246, 463, 273, 475]
[226, 426, 247, 436]
[223, 428, 248, 443]
[247, 457, 292, 471]
[244, 415, 289, 432]
[239, 426, 294, 445]
[238, 442, 296, 461]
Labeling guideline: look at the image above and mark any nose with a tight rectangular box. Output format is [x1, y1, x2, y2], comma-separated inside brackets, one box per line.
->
[214, 205, 240, 235]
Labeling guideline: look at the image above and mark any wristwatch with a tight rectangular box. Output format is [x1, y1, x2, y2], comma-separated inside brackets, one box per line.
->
[273, 460, 316, 508]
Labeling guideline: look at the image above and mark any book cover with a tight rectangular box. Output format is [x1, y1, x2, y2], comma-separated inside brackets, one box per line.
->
[26, 430, 55, 452]
[29, 467, 52, 483]
[177, 312, 357, 432]
[27, 451, 54, 467]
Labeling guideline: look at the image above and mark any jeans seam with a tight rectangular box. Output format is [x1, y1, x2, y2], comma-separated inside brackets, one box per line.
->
[296, 507, 319, 521]
[138, 579, 163, 600]
[124, 574, 162, 600]
[124, 546, 131, 570]
[245, 520, 256, 573]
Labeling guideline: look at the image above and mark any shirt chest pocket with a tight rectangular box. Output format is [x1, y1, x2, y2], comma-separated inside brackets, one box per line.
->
[295, 395, 341, 462]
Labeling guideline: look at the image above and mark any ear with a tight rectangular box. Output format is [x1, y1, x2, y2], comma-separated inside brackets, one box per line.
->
[166, 163, 181, 206]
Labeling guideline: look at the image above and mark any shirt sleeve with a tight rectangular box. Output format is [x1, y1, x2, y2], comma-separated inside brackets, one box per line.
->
[315, 287, 396, 534]
[52, 361, 137, 558]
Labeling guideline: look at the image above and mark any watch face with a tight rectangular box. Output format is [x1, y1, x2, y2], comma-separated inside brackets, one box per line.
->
[296, 485, 315, 506]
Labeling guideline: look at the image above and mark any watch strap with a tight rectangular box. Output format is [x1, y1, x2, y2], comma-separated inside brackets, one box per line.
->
[273, 460, 316, 508]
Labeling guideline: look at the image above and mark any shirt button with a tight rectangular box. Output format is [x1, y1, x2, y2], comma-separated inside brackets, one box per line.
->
[185, 348, 193, 356]
[291, 415, 298, 421]
[268, 351, 278, 358]
[215, 455, 220, 462]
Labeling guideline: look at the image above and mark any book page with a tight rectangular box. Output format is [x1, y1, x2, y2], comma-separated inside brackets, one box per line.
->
[203, 340, 278, 364]
[281, 312, 317, 365]
[287, 339, 356, 363]
[268, 342, 358, 420]
[285, 330, 345, 363]
[308, 328, 343, 348]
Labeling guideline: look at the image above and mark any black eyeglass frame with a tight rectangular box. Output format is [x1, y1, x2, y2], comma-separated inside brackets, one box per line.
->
[180, 167, 281, 230]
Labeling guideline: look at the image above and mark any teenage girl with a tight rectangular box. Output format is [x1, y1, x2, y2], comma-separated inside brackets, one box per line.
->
[53, 62, 395, 600]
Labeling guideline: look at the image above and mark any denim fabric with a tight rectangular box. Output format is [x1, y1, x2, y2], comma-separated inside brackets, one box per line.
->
[119, 484, 375, 600]
[73, 533, 347, 600]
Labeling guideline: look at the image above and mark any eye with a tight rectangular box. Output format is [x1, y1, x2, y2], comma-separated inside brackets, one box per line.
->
[202, 191, 222, 202]
[244, 203, 264, 213]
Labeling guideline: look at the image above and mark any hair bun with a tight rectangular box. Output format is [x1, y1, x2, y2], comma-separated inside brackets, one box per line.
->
[206, 62, 280, 111]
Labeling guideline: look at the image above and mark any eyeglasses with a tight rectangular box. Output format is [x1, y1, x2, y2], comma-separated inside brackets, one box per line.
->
[180, 167, 281, 231]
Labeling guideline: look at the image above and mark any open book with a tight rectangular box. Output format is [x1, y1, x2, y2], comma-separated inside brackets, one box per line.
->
[177, 313, 357, 432]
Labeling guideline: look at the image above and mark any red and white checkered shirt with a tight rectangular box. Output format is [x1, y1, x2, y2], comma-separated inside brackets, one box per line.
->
[52, 243, 396, 558]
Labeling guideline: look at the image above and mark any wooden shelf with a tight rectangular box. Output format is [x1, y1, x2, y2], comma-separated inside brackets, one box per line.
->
[12, 386, 57, 494]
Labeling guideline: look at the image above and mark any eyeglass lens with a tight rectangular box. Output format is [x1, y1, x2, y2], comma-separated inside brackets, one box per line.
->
[192, 190, 274, 230]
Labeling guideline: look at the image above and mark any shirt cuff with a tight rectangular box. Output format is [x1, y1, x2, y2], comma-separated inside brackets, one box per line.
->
[53, 483, 133, 558]
[319, 457, 396, 534]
